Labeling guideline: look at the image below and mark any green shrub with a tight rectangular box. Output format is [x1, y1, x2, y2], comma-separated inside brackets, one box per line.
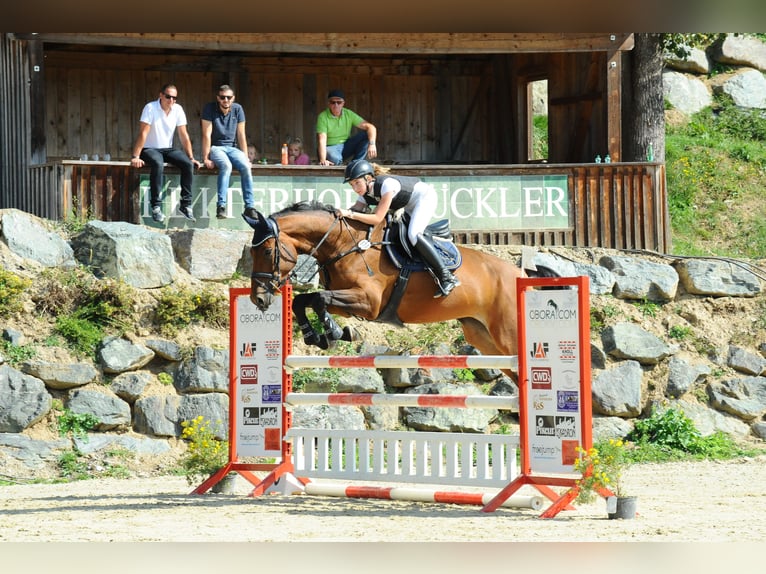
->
[57, 409, 99, 439]
[58, 449, 89, 480]
[0, 340, 36, 366]
[155, 285, 228, 336]
[0, 269, 31, 316]
[54, 314, 104, 357]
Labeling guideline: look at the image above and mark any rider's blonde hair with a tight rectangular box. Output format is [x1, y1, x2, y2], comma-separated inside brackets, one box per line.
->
[371, 163, 390, 176]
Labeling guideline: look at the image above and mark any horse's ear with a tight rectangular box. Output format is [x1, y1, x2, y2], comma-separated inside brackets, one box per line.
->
[242, 211, 261, 229]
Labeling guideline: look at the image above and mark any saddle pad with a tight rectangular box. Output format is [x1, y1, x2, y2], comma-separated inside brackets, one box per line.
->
[384, 229, 462, 272]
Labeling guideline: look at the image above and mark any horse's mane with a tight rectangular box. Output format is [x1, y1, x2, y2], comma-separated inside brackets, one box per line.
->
[271, 200, 336, 219]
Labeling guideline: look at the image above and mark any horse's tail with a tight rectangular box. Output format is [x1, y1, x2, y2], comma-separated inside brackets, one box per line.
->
[525, 264, 560, 279]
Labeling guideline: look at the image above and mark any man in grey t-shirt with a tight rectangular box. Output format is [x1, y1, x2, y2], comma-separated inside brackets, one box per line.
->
[201, 84, 257, 219]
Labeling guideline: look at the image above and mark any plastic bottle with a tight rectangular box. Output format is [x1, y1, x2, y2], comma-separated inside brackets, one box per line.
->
[594, 155, 602, 164]
[647, 142, 654, 162]
[281, 143, 288, 165]
[604, 154, 611, 164]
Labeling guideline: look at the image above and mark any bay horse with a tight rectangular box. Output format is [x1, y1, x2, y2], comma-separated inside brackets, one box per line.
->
[244, 201, 526, 376]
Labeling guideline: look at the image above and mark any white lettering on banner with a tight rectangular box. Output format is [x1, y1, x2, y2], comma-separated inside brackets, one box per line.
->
[475, 188, 498, 218]
[546, 186, 568, 216]
[450, 187, 473, 220]
[524, 187, 544, 217]
[140, 174, 570, 230]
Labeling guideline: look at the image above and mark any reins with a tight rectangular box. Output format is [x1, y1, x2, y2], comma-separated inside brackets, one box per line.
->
[251, 211, 386, 291]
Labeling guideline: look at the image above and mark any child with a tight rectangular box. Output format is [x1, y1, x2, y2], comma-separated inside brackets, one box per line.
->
[288, 137, 310, 165]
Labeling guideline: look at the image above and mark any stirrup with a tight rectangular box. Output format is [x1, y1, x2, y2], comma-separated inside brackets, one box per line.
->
[433, 275, 460, 298]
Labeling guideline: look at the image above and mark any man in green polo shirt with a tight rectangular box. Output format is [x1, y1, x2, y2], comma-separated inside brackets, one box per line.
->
[316, 89, 378, 166]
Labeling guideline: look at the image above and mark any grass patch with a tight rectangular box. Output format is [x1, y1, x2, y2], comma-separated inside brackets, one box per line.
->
[666, 93, 766, 257]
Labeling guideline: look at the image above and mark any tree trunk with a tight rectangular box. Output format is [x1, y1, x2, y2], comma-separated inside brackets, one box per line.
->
[625, 33, 665, 163]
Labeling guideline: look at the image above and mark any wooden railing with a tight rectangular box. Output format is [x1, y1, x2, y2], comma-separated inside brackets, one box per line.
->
[28, 161, 669, 253]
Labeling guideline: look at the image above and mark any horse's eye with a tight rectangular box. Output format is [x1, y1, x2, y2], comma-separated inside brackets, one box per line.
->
[263, 248, 274, 256]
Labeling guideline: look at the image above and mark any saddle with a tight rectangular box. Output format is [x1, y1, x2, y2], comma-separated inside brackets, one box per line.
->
[382, 212, 461, 271]
[376, 212, 461, 326]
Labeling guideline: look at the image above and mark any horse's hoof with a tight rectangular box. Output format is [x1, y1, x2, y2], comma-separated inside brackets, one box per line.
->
[317, 335, 330, 350]
[341, 326, 359, 342]
[303, 334, 320, 347]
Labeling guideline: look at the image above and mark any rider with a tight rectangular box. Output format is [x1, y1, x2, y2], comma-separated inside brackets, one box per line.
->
[339, 159, 460, 298]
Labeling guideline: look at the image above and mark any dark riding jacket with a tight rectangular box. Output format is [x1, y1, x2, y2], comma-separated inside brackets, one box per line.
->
[363, 175, 421, 211]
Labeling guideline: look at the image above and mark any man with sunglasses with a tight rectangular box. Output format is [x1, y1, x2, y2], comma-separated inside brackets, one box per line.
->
[316, 89, 378, 166]
[130, 83, 200, 223]
[201, 85, 257, 220]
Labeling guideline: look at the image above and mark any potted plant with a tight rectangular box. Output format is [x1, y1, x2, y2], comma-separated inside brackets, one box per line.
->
[573, 438, 636, 519]
[179, 415, 232, 491]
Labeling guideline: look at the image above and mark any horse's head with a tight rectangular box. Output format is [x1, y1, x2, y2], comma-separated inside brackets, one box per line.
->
[244, 210, 292, 311]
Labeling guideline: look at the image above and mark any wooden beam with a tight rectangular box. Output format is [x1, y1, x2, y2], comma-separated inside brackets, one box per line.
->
[14, 33, 634, 55]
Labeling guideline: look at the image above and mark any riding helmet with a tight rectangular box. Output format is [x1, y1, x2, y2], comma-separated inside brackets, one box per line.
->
[343, 159, 374, 182]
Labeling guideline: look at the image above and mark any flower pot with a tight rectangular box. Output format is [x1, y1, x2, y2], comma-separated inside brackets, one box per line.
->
[211, 473, 238, 494]
[607, 496, 637, 519]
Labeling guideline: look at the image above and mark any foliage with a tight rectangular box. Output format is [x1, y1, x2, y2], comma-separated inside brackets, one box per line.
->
[668, 325, 692, 340]
[666, 91, 766, 258]
[634, 299, 660, 318]
[54, 314, 104, 357]
[290, 367, 342, 392]
[57, 409, 99, 439]
[625, 407, 762, 462]
[660, 34, 725, 59]
[0, 268, 31, 316]
[155, 286, 229, 336]
[57, 449, 89, 480]
[157, 372, 174, 386]
[0, 339, 37, 366]
[179, 416, 229, 485]
[384, 320, 463, 353]
[453, 368, 476, 382]
[36, 269, 136, 357]
[590, 302, 619, 331]
[532, 114, 549, 160]
[573, 439, 630, 503]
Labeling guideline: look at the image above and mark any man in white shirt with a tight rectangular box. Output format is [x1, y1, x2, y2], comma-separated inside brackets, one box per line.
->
[130, 83, 201, 223]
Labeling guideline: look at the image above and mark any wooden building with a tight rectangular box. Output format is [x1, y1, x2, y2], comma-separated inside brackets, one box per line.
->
[0, 33, 669, 252]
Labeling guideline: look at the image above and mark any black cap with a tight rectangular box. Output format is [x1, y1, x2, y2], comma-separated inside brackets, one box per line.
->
[328, 89, 345, 100]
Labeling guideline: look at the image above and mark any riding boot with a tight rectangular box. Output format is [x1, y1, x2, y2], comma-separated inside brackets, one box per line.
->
[414, 234, 461, 298]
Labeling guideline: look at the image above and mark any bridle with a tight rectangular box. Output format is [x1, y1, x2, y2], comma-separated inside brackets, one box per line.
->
[250, 216, 292, 293]
[250, 211, 380, 293]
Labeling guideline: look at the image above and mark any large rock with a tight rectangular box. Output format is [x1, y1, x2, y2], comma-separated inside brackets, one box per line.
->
[674, 258, 761, 297]
[0, 365, 52, 432]
[662, 70, 712, 115]
[0, 209, 75, 268]
[70, 220, 177, 288]
[600, 255, 678, 301]
[66, 388, 132, 431]
[712, 35, 766, 72]
[718, 69, 766, 109]
[170, 228, 250, 281]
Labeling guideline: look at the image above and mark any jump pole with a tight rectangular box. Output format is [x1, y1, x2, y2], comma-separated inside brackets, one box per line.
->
[304, 483, 543, 510]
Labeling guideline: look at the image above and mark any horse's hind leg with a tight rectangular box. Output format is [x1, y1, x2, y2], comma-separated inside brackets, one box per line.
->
[458, 317, 518, 381]
[458, 317, 503, 356]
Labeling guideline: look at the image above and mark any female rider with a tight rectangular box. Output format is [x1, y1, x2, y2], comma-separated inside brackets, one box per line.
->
[339, 159, 460, 298]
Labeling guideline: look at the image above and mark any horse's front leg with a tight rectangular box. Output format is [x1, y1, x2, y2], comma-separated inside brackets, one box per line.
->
[292, 293, 322, 347]
[310, 292, 352, 350]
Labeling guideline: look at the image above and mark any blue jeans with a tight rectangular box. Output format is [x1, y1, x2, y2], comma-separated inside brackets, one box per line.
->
[140, 148, 194, 208]
[326, 131, 370, 165]
[208, 146, 255, 208]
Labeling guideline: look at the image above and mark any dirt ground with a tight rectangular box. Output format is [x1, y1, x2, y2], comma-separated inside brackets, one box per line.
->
[2, 454, 765, 544]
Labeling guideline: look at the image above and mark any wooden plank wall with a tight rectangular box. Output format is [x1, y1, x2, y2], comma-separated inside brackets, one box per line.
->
[453, 164, 669, 252]
[42, 50, 495, 166]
